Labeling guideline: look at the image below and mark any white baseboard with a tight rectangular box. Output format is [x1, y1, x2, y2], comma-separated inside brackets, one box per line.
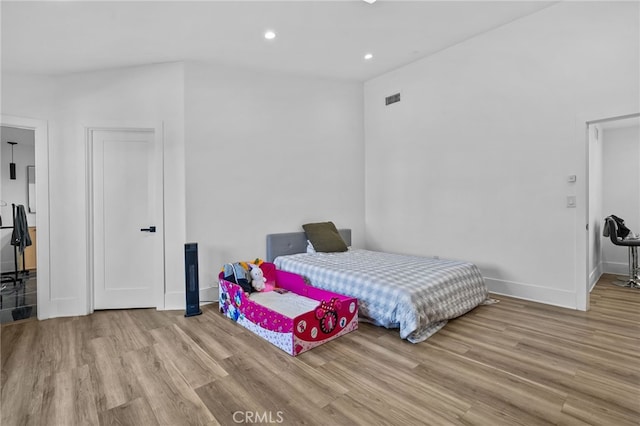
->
[163, 286, 218, 311]
[589, 264, 603, 293]
[484, 277, 577, 309]
[40, 288, 219, 319]
[603, 261, 628, 276]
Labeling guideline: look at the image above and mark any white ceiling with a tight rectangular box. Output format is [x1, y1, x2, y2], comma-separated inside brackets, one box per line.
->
[1, 1, 557, 82]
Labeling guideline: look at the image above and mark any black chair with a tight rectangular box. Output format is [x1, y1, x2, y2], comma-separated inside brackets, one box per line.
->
[604, 216, 640, 288]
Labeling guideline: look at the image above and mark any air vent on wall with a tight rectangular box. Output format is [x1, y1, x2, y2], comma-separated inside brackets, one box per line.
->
[385, 93, 401, 106]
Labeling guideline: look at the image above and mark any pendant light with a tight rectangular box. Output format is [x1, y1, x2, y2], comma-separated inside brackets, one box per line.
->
[7, 142, 17, 180]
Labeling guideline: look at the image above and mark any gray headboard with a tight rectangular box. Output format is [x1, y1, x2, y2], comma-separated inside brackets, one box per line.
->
[266, 229, 352, 262]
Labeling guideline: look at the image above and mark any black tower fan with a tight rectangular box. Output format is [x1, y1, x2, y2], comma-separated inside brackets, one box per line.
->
[184, 243, 202, 317]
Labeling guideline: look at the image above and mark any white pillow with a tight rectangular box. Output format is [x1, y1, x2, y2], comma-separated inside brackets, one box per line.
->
[306, 240, 316, 254]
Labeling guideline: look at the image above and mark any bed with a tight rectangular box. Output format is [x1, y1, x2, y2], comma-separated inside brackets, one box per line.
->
[267, 226, 489, 343]
[218, 262, 358, 356]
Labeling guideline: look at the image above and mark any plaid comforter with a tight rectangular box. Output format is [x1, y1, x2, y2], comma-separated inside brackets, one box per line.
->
[274, 249, 488, 343]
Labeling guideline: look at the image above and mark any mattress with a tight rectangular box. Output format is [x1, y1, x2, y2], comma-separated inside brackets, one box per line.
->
[249, 290, 319, 319]
[274, 249, 488, 343]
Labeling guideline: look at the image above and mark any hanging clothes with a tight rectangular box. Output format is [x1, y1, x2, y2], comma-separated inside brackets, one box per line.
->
[11, 205, 32, 253]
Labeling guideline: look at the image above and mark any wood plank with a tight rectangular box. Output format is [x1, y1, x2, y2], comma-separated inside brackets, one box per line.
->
[411, 346, 570, 425]
[121, 345, 216, 425]
[97, 397, 158, 426]
[86, 336, 143, 412]
[1, 321, 50, 426]
[40, 364, 100, 426]
[174, 313, 234, 360]
[150, 324, 228, 388]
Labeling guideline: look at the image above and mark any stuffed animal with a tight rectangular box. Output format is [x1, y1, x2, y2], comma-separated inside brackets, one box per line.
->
[249, 264, 266, 292]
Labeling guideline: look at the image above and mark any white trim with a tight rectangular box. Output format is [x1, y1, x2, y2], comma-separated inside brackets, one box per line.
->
[159, 121, 166, 310]
[164, 286, 218, 311]
[485, 277, 577, 310]
[84, 122, 165, 313]
[588, 112, 640, 126]
[588, 263, 603, 292]
[603, 261, 629, 277]
[85, 129, 95, 314]
[576, 117, 590, 311]
[1, 115, 51, 320]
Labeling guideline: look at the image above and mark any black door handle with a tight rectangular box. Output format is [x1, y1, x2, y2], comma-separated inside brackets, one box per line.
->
[140, 226, 156, 233]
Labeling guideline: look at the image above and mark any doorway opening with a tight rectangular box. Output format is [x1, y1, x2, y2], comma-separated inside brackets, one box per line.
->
[0, 115, 50, 321]
[587, 112, 640, 303]
[0, 126, 37, 323]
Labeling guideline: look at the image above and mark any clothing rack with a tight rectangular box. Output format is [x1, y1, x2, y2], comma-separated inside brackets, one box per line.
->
[0, 204, 28, 292]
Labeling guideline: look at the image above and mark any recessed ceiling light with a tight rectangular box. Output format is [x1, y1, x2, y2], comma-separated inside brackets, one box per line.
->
[363, 0, 377, 4]
[364, 53, 373, 60]
[264, 30, 276, 40]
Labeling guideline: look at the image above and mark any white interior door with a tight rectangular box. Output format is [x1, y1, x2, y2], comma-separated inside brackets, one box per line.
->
[91, 129, 163, 309]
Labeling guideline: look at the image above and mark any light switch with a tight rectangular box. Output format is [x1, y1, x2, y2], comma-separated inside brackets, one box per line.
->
[567, 196, 576, 208]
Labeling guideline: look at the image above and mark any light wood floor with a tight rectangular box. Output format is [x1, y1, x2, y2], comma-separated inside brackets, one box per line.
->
[2, 275, 639, 425]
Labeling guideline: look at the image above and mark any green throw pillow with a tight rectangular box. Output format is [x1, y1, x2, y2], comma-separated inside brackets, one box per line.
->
[302, 221, 348, 253]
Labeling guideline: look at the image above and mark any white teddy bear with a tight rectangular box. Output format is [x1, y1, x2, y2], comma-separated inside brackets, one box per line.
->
[249, 264, 266, 292]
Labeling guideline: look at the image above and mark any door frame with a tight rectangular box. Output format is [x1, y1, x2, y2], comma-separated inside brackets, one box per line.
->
[1, 114, 51, 320]
[85, 122, 165, 314]
[578, 111, 640, 311]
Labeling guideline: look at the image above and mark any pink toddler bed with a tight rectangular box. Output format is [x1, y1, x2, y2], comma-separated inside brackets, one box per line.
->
[218, 262, 358, 356]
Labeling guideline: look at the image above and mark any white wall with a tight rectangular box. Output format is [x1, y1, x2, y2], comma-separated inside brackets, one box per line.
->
[184, 62, 365, 294]
[0, 73, 54, 120]
[602, 124, 640, 275]
[0, 126, 36, 273]
[2, 63, 186, 317]
[2, 60, 364, 316]
[588, 125, 603, 289]
[364, 2, 639, 308]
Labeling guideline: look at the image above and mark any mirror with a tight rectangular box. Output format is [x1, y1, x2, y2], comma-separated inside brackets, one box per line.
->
[27, 166, 36, 213]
